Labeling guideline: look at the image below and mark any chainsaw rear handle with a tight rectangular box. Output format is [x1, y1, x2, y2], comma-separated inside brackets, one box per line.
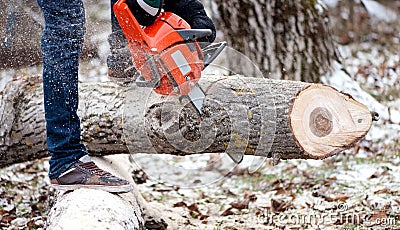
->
[114, 0, 146, 46]
[114, 0, 207, 96]
[114, 0, 210, 52]
[176, 29, 212, 41]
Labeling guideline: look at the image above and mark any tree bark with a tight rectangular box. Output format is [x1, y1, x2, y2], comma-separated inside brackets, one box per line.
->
[48, 188, 144, 229]
[47, 154, 171, 230]
[0, 75, 372, 167]
[212, 0, 337, 82]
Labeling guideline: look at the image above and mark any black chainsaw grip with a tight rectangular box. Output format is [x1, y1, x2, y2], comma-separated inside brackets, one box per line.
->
[126, 0, 163, 26]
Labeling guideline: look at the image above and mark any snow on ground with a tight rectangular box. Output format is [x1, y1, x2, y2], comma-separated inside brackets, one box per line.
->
[322, 0, 398, 23]
[1, 3, 400, 228]
[321, 0, 340, 8]
[1, 45, 399, 229]
[127, 34, 400, 229]
[1, 41, 400, 229]
[361, 0, 398, 22]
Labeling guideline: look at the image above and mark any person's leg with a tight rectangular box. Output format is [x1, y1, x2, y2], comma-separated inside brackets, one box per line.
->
[37, 0, 87, 179]
[107, 0, 136, 81]
[38, 0, 133, 192]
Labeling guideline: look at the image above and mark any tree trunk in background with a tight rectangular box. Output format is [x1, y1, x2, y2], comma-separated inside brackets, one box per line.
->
[0, 0, 42, 68]
[212, 0, 337, 82]
[0, 0, 103, 69]
[3, 0, 337, 77]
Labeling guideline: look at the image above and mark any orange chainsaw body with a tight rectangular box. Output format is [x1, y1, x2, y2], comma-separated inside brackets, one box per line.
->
[113, 0, 205, 95]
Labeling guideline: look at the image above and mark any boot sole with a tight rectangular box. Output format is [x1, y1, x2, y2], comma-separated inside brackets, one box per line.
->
[50, 183, 134, 193]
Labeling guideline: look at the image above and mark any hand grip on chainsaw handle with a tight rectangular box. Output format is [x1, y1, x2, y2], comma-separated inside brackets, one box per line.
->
[176, 29, 212, 41]
[114, 0, 148, 46]
[125, 0, 163, 26]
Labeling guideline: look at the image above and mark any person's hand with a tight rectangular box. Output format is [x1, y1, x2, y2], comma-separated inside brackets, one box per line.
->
[164, 0, 217, 44]
[191, 16, 216, 44]
[126, 0, 162, 26]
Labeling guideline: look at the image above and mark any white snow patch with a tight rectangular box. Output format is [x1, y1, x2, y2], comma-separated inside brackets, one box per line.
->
[350, 164, 378, 179]
[366, 122, 400, 142]
[321, 0, 340, 8]
[48, 189, 142, 229]
[389, 108, 400, 124]
[297, 160, 324, 171]
[388, 99, 400, 124]
[361, 0, 398, 22]
[315, 1, 325, 14]
[332, 163, 377, 182]
[321, 61, 389, 120]
[366, 124, 387, 140]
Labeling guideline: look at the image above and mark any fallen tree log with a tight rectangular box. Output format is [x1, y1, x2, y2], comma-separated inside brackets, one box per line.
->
[48, 188, 144, 229]
[0, 74, 373, 167]
[47, 154, 170, 230]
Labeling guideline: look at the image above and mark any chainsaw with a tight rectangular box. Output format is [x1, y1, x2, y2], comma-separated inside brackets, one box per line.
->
[113, 0, 244, 163]
[113, 0, 226, 115]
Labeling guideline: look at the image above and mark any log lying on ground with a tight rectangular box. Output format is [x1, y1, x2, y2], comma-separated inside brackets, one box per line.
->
[0, 75, 373, 167]
[47, 154, 166, 230]
[48, 188, 143, 229]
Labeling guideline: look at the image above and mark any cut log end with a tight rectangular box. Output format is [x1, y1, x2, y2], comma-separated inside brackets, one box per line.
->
[289, 84, 372, 159]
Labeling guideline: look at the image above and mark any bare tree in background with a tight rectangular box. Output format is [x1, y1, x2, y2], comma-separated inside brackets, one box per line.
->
[0, 0, 42, 69]
[0, 0, 102, 69]
[212, 0, 338, 82]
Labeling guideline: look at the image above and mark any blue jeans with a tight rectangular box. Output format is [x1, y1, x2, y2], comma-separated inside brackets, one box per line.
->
[38, 0, 88, 179]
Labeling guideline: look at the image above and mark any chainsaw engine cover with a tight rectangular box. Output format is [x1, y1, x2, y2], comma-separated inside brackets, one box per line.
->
[114, 0, 206, 95]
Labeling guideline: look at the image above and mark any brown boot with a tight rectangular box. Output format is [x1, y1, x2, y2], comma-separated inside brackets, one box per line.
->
[50, 160, 133, 193]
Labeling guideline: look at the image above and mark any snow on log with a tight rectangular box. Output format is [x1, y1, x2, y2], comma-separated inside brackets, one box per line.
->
[48, 189, 143, 229]
[47, 155, 146, 230]
[0, 75, 373, 167]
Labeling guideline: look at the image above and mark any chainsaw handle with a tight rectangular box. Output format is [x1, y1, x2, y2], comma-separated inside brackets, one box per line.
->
[114, 0, 150, 46]
[176, 29, 212, 41]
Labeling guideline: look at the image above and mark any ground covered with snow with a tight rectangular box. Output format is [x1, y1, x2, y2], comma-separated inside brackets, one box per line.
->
[1, 44, 399, 230]
[1, 1, 400, 229]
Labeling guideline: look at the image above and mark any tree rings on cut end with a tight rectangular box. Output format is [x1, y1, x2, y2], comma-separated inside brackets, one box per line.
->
[289, 84, 372, 159]
[309, 107, 333, 137]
